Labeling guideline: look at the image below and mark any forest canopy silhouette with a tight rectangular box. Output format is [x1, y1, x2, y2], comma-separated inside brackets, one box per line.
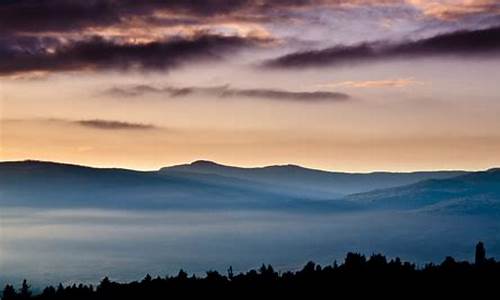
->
[3, 242, 498, 299]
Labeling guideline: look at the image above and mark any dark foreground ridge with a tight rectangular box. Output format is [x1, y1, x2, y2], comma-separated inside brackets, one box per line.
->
[3, 242, 499, 299]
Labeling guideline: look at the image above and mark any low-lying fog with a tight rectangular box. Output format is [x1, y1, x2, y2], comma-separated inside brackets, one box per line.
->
[1, 208, 499, 288]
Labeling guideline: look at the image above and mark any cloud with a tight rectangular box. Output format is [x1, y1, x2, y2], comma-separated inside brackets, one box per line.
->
[0, 71, 51, 81]
[263, 25, 500, 68]
[0, 1, 119, 34]
[103, 85, 350, 102]
[0, 1, 397, 34]
[75, 120, 156, 130]
[318, 78, 422, 88]
[1, 1, 498, 54]
[0, 34, 269, 76]
[407, 0, 500, 20]
[2, 1, 496, 35]
[2, 118, 157, 131]
[2, 1, 498, 77]
[0, 1, 244, 34]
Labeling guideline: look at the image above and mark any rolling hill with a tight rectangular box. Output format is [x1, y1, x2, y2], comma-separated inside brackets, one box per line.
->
[2, 160, 497, 214]
[162, 160, 466, 197]
[0, 160, 356, 211]
[345, 168, 500, 214]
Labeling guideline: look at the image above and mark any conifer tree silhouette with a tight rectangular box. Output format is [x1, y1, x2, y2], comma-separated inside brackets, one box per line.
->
[2, 284, 17, 300]
[4, 242, 499, 299]
[475, 241, 486, 265]
[19, 280, 31, 300]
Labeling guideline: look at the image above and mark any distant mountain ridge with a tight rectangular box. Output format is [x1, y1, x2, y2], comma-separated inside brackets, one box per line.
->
[2, 160, 498, 215]
[0, 160, 358, 211]
[345, 168, 500, 214]
[162, 160, 468, 196]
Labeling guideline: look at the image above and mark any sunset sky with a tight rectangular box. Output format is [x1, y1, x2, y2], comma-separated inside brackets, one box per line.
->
[1, 0, 500, 171]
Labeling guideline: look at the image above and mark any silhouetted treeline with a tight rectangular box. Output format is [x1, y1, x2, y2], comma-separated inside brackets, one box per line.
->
[3, 242, 500, 299]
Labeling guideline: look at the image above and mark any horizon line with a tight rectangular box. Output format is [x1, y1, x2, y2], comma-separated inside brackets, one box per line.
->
[1, 158, 496, 175]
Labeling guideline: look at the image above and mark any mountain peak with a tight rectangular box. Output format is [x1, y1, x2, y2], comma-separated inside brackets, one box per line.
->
[190, 160, 222, 167]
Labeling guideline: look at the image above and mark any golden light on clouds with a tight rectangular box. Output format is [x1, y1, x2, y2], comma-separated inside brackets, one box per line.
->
[407, 0, 500, 19]
[317, 78, 423, 89]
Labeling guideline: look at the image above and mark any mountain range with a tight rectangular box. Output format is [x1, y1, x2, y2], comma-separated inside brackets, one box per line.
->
[1, 160, 499, 215]
[163, 160, 467, 197]
[347, 168, 500, 215]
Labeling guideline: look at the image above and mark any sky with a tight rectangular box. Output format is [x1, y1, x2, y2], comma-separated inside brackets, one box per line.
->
[1, 0, 500, 172]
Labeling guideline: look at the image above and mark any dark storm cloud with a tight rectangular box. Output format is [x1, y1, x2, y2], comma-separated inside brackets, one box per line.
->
[76, 119, 156, 130]
[0, 34, 269, 75]
[0, 0, 241, 33]
[0, 0, 120, 33]
[0, 0, 340, 34]
[264, 25, 500, 68]
[104, 85, 350, 102]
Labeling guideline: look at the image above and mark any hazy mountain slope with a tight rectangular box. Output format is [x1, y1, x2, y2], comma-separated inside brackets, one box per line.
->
[162, 160, 468, 196]
[3, 160, 495, 214]
[0, 160, 201, 208]
[157, 169, 338, 201]
[345, 168, 500, 213]
[0, 160, 358, 211]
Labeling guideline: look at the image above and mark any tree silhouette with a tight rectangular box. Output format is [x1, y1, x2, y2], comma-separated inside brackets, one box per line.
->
[177, 269, 188, 280]
[142, 274, 152, 284]
[41, 286, 55, 299]
[475, 241, 486, 265]
[2, 284, 17, 300]
[4, 242, 499, 299]
[344, 252, 366, 270]
[19, 280, 31, 300]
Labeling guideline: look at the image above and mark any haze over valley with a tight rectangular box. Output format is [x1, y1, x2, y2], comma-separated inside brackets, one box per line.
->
[1, 160, 500, 288]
